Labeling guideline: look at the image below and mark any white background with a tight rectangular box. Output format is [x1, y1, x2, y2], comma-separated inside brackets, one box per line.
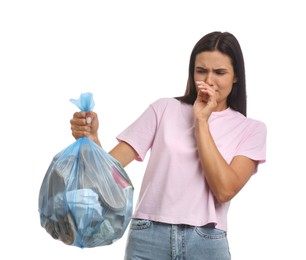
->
[1, 0, 305, 259]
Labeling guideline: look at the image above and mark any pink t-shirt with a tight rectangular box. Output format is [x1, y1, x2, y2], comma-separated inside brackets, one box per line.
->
[117, 98, 266, 231]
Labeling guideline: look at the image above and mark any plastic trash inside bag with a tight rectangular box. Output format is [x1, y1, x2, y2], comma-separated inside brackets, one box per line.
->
[38, 93, 133, 248]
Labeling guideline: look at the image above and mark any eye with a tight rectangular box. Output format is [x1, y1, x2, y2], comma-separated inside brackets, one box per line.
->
[195, 68, 207, 74]
[215, 69, 227, 75]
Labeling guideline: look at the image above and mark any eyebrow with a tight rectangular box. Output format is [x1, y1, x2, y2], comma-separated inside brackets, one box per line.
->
[195, 66, 228, 71]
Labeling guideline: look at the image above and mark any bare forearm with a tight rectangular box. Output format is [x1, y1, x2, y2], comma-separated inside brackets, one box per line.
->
[109, 141, 138, 168]
[195, 120, 240, 203]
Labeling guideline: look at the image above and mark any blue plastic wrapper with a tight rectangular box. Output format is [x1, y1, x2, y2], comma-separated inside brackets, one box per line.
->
[38, 93, 133, 248]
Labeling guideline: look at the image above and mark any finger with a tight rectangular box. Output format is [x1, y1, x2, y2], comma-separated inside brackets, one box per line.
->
[70, 117, 88, 127]
[197, 86, 218, 103]
[195, 81, 205, 91]
[71, 123, 92, 132]
[86, 117, 92, 124]
[199, 90, 209, 103]
[85, 111, 97, 124]
[85, 111, 93, 124]
[71, 129, 90, 139]
[196, 81, 213, 88]
[195, 81, 204, 86]
[73, 111, 86, 119]
[199, 85, 216, 96]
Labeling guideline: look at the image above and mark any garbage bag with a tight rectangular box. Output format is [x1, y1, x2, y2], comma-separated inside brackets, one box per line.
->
[38, 93, 133, 248]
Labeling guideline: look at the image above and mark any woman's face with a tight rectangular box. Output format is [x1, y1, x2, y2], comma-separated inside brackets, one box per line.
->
[194, 50, 237, 108]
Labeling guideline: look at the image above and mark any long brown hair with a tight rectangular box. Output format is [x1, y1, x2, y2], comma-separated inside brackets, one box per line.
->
[176, 31, 247, 116]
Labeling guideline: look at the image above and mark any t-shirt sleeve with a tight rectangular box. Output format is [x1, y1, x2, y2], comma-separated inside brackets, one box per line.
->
[116, 104, 158, 161]
[235, 120, 267, 166]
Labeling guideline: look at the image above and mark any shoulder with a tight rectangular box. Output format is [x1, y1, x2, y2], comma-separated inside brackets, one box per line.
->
[244, 114, 267, 135]
[151, 97, 179, 106]
[150, 97, 181, 112]
[231, 109, 267, 136]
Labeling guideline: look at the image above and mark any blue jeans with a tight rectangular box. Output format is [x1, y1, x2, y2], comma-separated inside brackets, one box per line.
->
[124, 219, 231, 260]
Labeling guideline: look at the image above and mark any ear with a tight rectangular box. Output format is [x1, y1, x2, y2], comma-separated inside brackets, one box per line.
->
[233, 76, 238, 83]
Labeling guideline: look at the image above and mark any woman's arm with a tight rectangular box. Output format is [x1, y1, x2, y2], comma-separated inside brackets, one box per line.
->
[109, 141, 138, 167]
[195, 119, 257, 203]
[193, 83, 257, 203]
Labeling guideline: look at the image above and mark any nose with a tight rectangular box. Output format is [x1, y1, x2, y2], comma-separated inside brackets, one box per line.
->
[205, 72, 214, 86]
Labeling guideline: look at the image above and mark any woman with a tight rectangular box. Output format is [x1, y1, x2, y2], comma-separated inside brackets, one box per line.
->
[70, 31, 267, 259]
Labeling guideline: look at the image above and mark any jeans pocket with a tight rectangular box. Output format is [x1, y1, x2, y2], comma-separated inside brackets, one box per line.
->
[195, 225, 227, 240]
[130, 219, 152, 230]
